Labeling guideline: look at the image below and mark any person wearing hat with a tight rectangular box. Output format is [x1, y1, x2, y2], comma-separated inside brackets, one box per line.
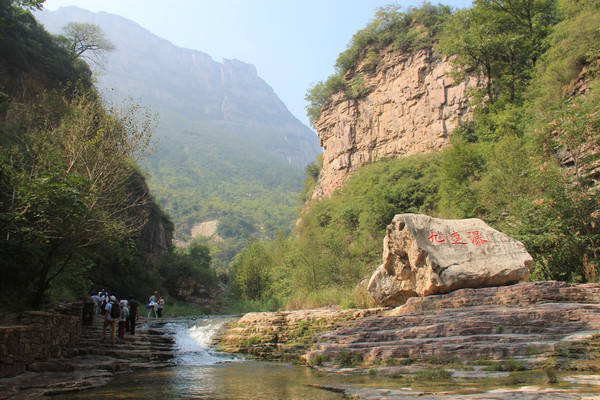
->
[103, 295, 118, 344]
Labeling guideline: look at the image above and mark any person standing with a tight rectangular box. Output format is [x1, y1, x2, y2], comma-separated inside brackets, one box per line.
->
[157, 296, 165, 318]
[118, 300, 129, 340]
[147, 291, 159, 318]
[127, 296, 139, 335]
[103, 295, 118, 344]
[149, 291, 158, 303]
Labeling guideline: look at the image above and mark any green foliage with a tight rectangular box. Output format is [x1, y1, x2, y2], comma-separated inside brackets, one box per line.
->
[163, 300, 205, 317]
[0, 5, 177, 310]
[299, 153, 323, 202]
[305, 72, 344, 126]
[532, 0, 600, 112]
[159, 242, 218, 301]
[0, 1, 92, 97]
[346, 74, 370, 99]
[310, 353, 329, 366]
[230, 0, 600, 313]
[336, 351, 363, 367]
[434, 0, 600, 283]
[414, 368, 453, 381]
[438, 0, 557, 109]
[230, 154, 440, 310]
[146, 120, 305, 244]
[217, 213, 257, 240]
[230, 241, 273, 300]
[336, 3, 451, 74]
[437, 138, 486, 218]
[0, 87, 160, 308]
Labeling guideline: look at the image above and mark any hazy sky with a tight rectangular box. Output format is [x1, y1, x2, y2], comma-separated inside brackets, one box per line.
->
[42, 0, 474, 128]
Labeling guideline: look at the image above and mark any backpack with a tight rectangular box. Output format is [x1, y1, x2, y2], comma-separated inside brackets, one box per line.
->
[110, 301, 120, 319]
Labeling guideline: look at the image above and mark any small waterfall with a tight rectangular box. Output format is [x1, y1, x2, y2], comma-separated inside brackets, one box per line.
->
[170, 316, 238, 366]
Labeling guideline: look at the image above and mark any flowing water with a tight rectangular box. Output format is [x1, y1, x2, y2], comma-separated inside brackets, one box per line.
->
[58, 316, 358, 399]
[51, 316, 600, 399]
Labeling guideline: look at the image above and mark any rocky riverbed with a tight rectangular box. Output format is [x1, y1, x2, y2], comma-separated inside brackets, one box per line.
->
[217, 281, 600, 398]
[0, 317, 176, 399]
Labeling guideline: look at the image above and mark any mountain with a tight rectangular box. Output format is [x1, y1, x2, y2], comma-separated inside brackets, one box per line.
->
[36, 7, 321, 240]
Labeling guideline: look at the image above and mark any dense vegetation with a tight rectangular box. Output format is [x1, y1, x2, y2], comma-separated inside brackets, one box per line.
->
[145, 120, 306, 273]
[233, 0, 600, 311]
[0, 0, 221, 311]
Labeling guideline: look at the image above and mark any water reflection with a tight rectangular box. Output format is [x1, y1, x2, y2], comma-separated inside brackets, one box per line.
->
[57, 317, 345, 399]
[60, 362, 344, 399]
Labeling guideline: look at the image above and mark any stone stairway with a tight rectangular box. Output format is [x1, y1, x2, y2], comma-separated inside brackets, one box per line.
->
[0, 316, 177, 399]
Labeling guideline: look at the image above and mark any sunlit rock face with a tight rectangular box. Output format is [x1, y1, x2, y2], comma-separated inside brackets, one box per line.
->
[367, 213, 533, 307]
[313, 47, 479, 199]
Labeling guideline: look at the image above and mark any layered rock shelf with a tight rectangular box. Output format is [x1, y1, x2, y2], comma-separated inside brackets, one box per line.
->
[218, 281, 600, 375]
[308, 282, 600, 367]
[215, 307, 385, 359]
[0, 317, 176, 399]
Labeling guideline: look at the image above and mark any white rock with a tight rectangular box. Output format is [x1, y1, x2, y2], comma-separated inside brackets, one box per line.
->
[368, 214, 533, 306]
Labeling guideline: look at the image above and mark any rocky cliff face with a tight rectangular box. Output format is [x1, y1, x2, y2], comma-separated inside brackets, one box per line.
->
[312, 47, 478, 199]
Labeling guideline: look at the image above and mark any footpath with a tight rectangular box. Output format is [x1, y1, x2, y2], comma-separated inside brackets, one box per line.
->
[0, 316, 176, 399]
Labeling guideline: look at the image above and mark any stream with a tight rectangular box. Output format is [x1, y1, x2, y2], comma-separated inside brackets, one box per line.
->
[47, 316, 600, 399]
[57, 316, 360, 399]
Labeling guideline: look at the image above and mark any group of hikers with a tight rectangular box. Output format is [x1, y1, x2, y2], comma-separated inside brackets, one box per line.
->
[90, 289, 165, 344]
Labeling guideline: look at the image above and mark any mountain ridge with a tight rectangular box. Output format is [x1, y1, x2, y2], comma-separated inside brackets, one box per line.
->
[36, 6, 321, 241]
[37, 6, 318, 164]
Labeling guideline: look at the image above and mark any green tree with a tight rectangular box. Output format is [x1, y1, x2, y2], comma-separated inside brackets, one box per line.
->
[0, 92, 154, 307]
[159, 242, 217, 300]
[438, 0, 556, 106]
[230, 241, 272, 300]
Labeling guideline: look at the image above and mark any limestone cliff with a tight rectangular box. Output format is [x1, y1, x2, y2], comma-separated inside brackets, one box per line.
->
[312, 47, 478, 199]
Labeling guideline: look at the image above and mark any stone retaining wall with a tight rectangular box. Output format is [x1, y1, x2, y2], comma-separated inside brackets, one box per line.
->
[0, 303, 83, 378]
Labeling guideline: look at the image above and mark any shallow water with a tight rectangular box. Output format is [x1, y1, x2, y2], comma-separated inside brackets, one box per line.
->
[55, 317, 600, 399]
[58, 316, 352, 399]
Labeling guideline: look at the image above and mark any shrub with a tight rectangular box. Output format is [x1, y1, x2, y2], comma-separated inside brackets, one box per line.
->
[310, 353, 329, 366]
[415, 368, 452, 381]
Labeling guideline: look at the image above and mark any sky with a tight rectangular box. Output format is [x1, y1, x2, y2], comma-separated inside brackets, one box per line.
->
[42, 0, 474, 128]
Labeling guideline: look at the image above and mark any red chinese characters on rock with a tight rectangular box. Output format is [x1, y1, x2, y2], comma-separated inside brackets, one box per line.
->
[427, 230, 489, 246]
[450, 231, 468, 245]
[427, 232, 447, 243]
[467, 231, 489, 246]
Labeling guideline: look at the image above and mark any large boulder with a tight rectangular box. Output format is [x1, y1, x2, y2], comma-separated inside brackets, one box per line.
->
[367, 214, 533, 306]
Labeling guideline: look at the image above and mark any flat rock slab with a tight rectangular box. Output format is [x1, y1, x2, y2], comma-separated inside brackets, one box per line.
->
[368, 214, 533, 306]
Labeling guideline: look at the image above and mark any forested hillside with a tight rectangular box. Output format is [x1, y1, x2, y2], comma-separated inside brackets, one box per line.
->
[230, 0, 600, 311]
[0, 0, 220, 311]
[36, 7, 321, 252]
